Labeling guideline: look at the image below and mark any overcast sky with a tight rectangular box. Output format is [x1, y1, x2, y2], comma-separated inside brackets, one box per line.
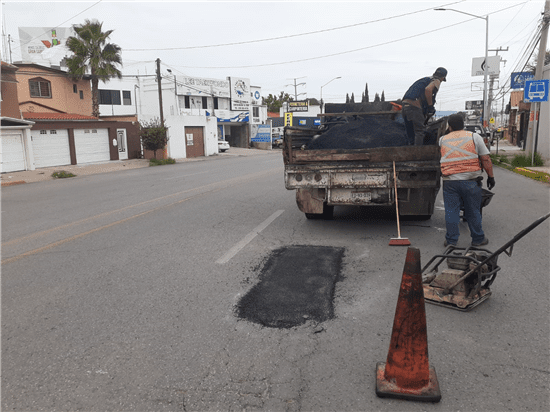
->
[2, 0, 546, 111]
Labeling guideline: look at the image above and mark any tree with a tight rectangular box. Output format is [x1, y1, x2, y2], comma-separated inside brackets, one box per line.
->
[65, 19, 122, 118]
[262, 91, 294, 113]
[381, 91, 385, 102]
[346, 93, 350, 103]
[350, 93, 355, 103]
[365, 83, 369, 103]
[361, 92, 365, 103]
[374, 93, 380, 102]
[140, 118, 169, 159]
[527, 48, 550, 73]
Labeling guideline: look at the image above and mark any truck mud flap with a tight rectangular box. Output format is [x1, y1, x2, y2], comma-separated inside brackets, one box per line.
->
[296, 188, 326, 214]
[397, 187, 439, 216]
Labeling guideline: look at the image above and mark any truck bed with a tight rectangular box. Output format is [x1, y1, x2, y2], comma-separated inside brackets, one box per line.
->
[282, 114, 447, 219]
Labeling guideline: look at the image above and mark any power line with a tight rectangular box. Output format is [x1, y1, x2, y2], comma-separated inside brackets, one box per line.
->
[156, 2, 531, 70]
[124, 1, 466, 52]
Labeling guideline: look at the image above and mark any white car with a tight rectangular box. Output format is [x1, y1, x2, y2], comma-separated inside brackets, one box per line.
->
[218, 139, 230, 152]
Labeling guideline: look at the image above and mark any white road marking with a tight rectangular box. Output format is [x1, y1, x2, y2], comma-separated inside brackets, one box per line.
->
[216, 210, 285, 264]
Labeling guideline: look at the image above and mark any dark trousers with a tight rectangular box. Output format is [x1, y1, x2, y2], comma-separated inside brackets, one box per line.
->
[443, 180, 485, 245]
[402, 104, 425, 146]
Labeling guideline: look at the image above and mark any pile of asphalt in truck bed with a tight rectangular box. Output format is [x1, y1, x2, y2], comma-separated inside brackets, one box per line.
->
[306, 115, 409, 150]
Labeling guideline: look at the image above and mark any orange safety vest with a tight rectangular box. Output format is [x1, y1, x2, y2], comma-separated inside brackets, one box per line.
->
[440, 131, 481, 176]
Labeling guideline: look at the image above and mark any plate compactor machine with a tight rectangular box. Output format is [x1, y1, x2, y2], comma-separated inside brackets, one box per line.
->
[422, 213, 550, 311]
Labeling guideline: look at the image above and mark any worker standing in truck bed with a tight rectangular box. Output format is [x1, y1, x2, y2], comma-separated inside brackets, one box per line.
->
[402, 67, 447, 146]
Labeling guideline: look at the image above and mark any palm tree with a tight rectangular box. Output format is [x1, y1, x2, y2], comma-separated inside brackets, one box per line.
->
[65, 19, 122, 118]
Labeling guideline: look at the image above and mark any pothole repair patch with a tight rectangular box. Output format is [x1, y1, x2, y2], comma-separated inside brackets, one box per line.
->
[237, 245, 345, 328]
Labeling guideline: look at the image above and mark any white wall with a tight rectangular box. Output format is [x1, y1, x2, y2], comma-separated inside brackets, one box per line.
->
[98, 77, 140, 117]
[140, 113, 218, 159]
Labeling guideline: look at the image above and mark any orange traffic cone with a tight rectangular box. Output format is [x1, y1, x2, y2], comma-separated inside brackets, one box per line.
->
[376, 247, 441, 402]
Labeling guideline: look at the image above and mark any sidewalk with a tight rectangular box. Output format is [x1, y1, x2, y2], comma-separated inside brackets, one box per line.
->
[1, 147, 279, 187]
[491, 138, 550, 175]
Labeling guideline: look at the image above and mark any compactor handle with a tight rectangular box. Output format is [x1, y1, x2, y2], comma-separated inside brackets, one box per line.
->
[443, 212, 550, 294]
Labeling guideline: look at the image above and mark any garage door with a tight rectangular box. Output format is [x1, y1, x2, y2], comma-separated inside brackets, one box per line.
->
[74, 128, 110, 164]
[1, 131, 26, 173]
[31, 129, 71, 169]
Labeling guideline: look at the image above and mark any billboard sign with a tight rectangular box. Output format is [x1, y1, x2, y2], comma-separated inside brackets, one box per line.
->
[523, 80, 549, 102]
[229, 77, 250, 111]
[471, 56, 501, 76]
[465, 100, 483, 110]
[178, 77, 230, 98]
[19, 27, 74, 65]
[251, 125, 271, 142]
[511, 72, 535, 89]
[288, 101, 308, 112]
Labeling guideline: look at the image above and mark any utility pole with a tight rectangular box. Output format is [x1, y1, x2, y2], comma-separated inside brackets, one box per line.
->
[488, 47, 508, 126]
[156, 58, 164, 125]
[525, 0, 550, 160]
[285, 77, 306, 100]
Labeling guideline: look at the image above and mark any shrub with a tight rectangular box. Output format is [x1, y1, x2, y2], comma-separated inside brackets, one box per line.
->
[51, 171, 76, 178]
[140, 118, 169, 159]
[149, 157, 176, 166]
[511, 152, 544, 168]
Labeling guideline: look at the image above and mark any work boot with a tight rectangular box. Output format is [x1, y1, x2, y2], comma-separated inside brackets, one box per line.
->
[471, 238, 489, 246]
[444, 240, 456, 247]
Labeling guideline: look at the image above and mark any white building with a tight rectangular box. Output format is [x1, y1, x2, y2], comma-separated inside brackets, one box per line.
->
[97, 77, 141, 121]
[99, 74, 270, 158]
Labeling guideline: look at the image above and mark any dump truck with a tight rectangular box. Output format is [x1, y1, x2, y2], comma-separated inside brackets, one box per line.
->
[282, 102, 448, 219]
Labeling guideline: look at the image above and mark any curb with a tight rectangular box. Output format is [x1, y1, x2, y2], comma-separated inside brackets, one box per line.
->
[1, 181, 27, 187]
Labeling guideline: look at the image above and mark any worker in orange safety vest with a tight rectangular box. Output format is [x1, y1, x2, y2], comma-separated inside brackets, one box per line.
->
[439, 114, 495, 247]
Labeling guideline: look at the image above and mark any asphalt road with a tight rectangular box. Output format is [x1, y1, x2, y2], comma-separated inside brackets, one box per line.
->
[2, 152, 549, 411]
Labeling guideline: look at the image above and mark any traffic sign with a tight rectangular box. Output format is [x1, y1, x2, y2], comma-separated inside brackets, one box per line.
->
[524, 80, 549, 102]
[490, 118, 495, 124]
[511, 72, 535, 89]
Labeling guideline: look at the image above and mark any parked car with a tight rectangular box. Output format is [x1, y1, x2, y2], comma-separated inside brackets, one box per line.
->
[272, 137, 283, 148]
[464, 124, 491, 150]
[218, 139, 230, 152]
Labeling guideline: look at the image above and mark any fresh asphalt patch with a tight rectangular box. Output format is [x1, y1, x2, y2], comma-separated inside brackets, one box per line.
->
[236, 245, 345, 329]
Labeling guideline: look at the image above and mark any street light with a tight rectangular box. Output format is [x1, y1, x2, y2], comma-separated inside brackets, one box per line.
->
[435, 8, 489, 126]
[320, 77, 341, 113]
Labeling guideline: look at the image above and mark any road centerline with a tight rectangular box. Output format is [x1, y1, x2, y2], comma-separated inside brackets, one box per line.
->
[216, 210, 285, 264]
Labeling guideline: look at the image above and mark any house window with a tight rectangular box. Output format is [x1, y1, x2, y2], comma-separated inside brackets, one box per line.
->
[80, 90, 84, 99]
[29, 78, 51, 98]
[99, 89, 121, 105]
[73, 84, 77, 93]
[253, 106, 259, 117]
[122, 90, 132, 105]
[40, 130, 47, 134]
[184, 95, 190, 109]
[214, 97, 219, 110]
[202, 96, 208, 109]
[50, 130, 57, 134]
